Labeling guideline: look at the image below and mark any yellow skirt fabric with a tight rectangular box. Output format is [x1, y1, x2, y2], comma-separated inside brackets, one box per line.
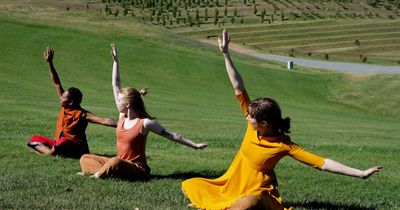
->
[182, 151, 287, 210]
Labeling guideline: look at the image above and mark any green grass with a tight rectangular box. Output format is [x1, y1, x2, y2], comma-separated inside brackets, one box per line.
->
[0, 8, 400, 210]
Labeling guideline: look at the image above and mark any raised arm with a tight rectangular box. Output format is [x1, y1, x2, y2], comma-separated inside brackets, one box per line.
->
[44, 46, 64, 97]
[321, 159, 383, 179]
[111, 43, 122, 108]
[143, 119, 207, 150]
[218, 29, 245, 95]
[85, 112, 118, 127]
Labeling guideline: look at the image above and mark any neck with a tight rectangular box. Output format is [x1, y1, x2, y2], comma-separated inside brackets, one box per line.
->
[126, 109, 140, 120]
[259, 128, 280, 137]
[64, 104, 80, 110]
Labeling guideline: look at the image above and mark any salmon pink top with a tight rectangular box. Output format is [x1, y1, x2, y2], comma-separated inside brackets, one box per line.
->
[116, 117, 149, 170]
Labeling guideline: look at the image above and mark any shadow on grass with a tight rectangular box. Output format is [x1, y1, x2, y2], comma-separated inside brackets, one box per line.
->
[288, 201, 377, 210]
[151, 170, 225, 180]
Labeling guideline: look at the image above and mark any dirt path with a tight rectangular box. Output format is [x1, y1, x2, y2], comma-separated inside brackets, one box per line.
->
[199, 39, 400, 74]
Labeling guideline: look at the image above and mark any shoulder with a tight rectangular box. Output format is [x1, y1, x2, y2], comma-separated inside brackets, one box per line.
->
[142, 118, 158, 127]
[77, 107, 91, 120]
[80, 108, 90, 117]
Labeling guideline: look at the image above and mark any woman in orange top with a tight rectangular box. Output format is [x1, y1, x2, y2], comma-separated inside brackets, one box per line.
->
[27, 46, 117, 159]
[181, 29, 383, 210]
[79, 44, 207, 181]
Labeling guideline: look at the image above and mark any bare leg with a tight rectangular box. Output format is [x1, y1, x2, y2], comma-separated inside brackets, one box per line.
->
[229, 195, 272, 210]
[33, 145, 55, 155]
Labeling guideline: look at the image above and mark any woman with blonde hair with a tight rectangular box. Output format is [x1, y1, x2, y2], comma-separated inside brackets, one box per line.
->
[79, 44, 207, 181]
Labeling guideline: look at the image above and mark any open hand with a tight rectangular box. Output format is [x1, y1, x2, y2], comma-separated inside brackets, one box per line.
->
[43, 46, 54, 63]
[218, 29, 230, 54]
[361, 166, 383, 179]
[111, 43, 118, 62]
[194, 143, 208, 150]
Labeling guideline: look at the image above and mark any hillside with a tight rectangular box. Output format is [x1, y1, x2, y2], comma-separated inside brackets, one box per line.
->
[0, 1, 399, 209]
[91, 0, 400, 65]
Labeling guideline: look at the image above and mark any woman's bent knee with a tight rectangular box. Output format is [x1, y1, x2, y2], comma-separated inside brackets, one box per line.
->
[229, 195, 264, 210]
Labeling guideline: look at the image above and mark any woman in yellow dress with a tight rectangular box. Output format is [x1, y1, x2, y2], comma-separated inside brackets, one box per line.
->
[181, 29, 383, 210]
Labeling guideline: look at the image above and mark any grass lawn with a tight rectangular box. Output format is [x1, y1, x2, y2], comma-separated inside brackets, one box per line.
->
[0, 7, 399, 210]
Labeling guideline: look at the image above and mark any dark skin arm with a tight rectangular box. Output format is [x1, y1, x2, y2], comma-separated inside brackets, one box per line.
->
[32, 47, 63, 156]
[44, 46, 64, 97]
[85, 112, 118, 127]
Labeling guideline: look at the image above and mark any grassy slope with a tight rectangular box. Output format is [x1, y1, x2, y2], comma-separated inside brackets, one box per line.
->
[0, 14, 399, 210]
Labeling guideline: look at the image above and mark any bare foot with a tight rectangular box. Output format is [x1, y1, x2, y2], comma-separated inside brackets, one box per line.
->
[186, 203, 196, 208]
[90, 172, 100, 179]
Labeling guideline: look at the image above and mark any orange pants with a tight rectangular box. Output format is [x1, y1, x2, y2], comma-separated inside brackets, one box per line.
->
[80, 154, 150, 181]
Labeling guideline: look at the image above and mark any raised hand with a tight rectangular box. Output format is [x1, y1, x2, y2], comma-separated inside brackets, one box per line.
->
[44, 46, 54, 63]
[111, 43, 118, 62]
[218, 29, 230, 54]
[361, 166, 383, 179]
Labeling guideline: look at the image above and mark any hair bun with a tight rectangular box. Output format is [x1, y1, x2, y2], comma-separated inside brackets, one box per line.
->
[280, 117, 291, 134]
[139, 88, 149, 96]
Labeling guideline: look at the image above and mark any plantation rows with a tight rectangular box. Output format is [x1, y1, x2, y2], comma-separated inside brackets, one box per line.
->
[85, 0, 400, 64]
[91, 0, 400, 28]
[176, 19, 400, 63]
[176, 20, 400, 37]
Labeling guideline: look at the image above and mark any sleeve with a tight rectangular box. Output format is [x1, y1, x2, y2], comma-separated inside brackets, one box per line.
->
[287, 142, 326, 170]
[81, 108, 89, 119]
[235, 90, 251, 117]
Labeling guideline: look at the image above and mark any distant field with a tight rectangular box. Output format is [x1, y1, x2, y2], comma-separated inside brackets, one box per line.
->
[175, 19, 400, 65]
[1, 1, 400, 209]
[79, 0, 400, 65]
[2, 0, 400, 65]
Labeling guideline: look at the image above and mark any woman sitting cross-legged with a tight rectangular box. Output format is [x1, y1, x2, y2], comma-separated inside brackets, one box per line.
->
[27, 46, 117, 159]
[181, 29, 383, 210]
[79, 44, 207, 181]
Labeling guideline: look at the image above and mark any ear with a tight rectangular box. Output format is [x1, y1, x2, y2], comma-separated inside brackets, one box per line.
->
[125, 102, 131, 108]
[260, 120, 268, 128]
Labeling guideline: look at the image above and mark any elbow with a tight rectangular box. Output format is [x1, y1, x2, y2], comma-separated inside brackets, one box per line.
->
[320, 158, 331, 171]
[106, 119, 118, 127]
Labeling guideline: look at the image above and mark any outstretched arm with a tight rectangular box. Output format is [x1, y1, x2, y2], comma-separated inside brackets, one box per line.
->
[321, 159, 383, 179]
[111, 43, 122, 108]
[85, 112, 118, 127]
[44, 46, 64, 97]
[218, 29, 245, 95]
[143, 119, 207, 149]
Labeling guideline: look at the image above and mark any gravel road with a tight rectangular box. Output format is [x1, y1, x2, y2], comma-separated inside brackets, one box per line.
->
[253, 53, 400, 74]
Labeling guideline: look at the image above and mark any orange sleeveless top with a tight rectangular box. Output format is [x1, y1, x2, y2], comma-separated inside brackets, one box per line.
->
[116, 117, 148, 169]
[54, 107, 88, 143]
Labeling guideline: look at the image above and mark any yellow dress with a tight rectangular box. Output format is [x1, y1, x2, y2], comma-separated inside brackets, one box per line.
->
[182, 91, 326, 210]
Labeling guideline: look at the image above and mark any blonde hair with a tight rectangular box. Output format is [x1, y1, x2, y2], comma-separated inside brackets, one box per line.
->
[120, 87, 154, 119]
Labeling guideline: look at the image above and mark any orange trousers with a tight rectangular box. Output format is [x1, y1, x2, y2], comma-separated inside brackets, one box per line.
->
[80, 154, 150, 181]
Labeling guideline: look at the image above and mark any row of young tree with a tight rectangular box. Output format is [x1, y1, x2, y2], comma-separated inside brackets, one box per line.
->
[102, 0, 290, 27]
[98, 0, 399, 27]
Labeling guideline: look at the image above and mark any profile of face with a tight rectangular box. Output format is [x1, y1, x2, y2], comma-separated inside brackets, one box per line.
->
[59, 91, 72, 107]
[246, 108, 267, 131]
[117, 93, 128, 113]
